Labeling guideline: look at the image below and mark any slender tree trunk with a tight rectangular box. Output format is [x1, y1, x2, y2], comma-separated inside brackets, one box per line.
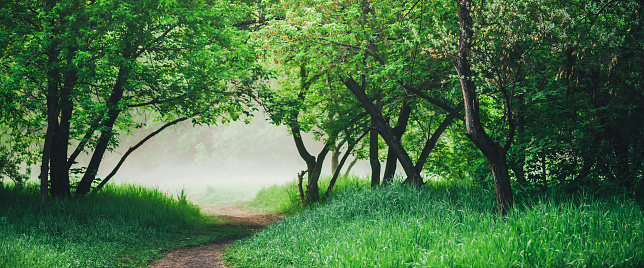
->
[325, 131, 368, 198]
[94, 116, 190, 192]
[381, 149, 397, 185]
[343, 156, 359, 177]
[369, 116, 381, 187]
[67, 116, 101, 169]
[331, 140, 345, 175]
[39, 123, 54, 202]
[341, 77, 422, 186]
[331, 147, 341, 175]
[297, 170, 307, 205]
[456, 0, 513, 216]
[43, 22, 60, 199]
[383, 102, 412, 185]
[415, 103, 464, 172]
[76, 65, 128, 195]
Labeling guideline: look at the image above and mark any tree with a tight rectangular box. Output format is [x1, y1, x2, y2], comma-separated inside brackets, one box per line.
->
[0, 0, 262, 198]
[258, 0, 467, 188]
[454, 0, 514, 215]
[258, 62, 368, 204]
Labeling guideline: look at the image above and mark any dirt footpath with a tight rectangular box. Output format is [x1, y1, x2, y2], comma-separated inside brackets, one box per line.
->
[152, 205, 281, 268]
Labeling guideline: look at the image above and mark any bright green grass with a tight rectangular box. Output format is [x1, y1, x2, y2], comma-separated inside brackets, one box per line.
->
[248, 175, 369, 215]
[226, 182, 644, 267]
[0, 183, 249, 268]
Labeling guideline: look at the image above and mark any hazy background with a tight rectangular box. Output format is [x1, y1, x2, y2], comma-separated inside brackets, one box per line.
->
[85, 112, 372, 205]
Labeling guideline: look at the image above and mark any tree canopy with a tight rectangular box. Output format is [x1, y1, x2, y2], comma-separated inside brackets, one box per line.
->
[1, 0, 642, 214]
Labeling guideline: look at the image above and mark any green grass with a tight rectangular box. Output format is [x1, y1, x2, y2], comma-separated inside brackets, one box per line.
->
[0, 183, 250, 267]
[247, 175, 370, 215]
[226, 180, 644, 267]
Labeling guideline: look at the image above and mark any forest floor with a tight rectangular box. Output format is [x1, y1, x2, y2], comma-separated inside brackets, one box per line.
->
[151, 205, 281, 268]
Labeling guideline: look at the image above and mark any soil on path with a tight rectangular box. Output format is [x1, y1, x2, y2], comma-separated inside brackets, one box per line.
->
[151, 205, 281, 268]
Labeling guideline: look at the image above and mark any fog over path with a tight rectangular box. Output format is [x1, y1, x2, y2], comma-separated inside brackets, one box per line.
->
[87, 113, 372, 204]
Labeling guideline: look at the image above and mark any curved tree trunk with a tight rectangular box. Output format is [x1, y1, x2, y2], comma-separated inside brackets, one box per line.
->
[76, 64, 129, 195]
[343, 156, 360, 177]
[456, 0, 513, 216]
[415, 103, 463, 172]
[341, 76, 422, 186]
[383, 102, 412, 185]
[94, 116, 191, 192]
[325, 131, 368, 198]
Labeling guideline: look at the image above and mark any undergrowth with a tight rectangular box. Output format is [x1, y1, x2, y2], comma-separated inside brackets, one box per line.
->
[248, 175, 369, 215]
[227, 179, 644, 267]
[0, 183, 242, 267]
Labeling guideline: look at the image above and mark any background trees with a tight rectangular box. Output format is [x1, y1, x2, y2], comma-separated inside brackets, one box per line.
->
[1, 0, 262, 198]
[1, 0, 641, 213]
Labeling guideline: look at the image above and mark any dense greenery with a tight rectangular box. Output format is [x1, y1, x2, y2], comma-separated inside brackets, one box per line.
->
[1, 0, 642, 210]
[246, 0, 644, 214]
[0, 183, 247, 267]
[1, 0, 643, 266]
[0, 0, 263, 198]
[227, 180, 644, 267]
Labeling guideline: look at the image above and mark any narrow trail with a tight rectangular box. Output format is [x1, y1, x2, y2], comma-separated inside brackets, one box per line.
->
[152, 205, 281, 268]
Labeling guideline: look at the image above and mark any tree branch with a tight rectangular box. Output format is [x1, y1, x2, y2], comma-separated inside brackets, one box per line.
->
[94, 115, 194, 192]
[324, 130, 368, 199]
[401, 84, 465, 121]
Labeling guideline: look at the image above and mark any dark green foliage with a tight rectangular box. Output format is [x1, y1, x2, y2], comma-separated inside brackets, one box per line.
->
[0, 148, 27, 185]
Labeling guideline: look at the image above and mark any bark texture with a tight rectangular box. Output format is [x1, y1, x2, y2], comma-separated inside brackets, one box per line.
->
[341, 76, 422, 186]
[456, 0, 513, 216]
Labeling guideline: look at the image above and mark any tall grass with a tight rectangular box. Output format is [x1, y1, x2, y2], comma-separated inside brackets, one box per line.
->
[0, 183, 228, 267]
[248, 175, 369, 214]
[226, 181, 644, 267]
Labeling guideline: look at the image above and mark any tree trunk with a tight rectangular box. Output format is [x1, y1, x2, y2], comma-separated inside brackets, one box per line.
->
[325, 131, 368, 198]
[39, 119, 54, 202]
[343, 156, 359, 177]
[49, 130, 71, 198]
[43, 23, 60, 199]
[94, 116, 191, 192]
[341, 77, 422, 186]
[369, 116, 381, 187]
[331, 147, 341, 175]
[456, 0, 513, 216]
[383, 102, 412, 185]
[331, 140, 345, 175]
[490, 151, 514, 214]
[304, 142, 331, 204]
[290, 121, 332, 205]
[297, 170, 307, 205]
[415, 103, 463, 172]
[76, 65, 128, 195]
[49, 70, 76, 198]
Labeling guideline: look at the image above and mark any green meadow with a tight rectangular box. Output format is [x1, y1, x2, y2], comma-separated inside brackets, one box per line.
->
[0, 183, 249, 267]
[226, 178, 644, 267]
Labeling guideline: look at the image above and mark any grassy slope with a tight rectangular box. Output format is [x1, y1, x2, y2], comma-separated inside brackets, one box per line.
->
[227, 179, 644, 267]
[0, 183, 249, 267]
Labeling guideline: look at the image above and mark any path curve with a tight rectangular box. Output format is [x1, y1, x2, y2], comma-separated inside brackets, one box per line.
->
[152, 205, 281, 268]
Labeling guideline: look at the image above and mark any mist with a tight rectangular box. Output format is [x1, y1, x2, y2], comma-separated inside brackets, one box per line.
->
[84, 112, 372, 205]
